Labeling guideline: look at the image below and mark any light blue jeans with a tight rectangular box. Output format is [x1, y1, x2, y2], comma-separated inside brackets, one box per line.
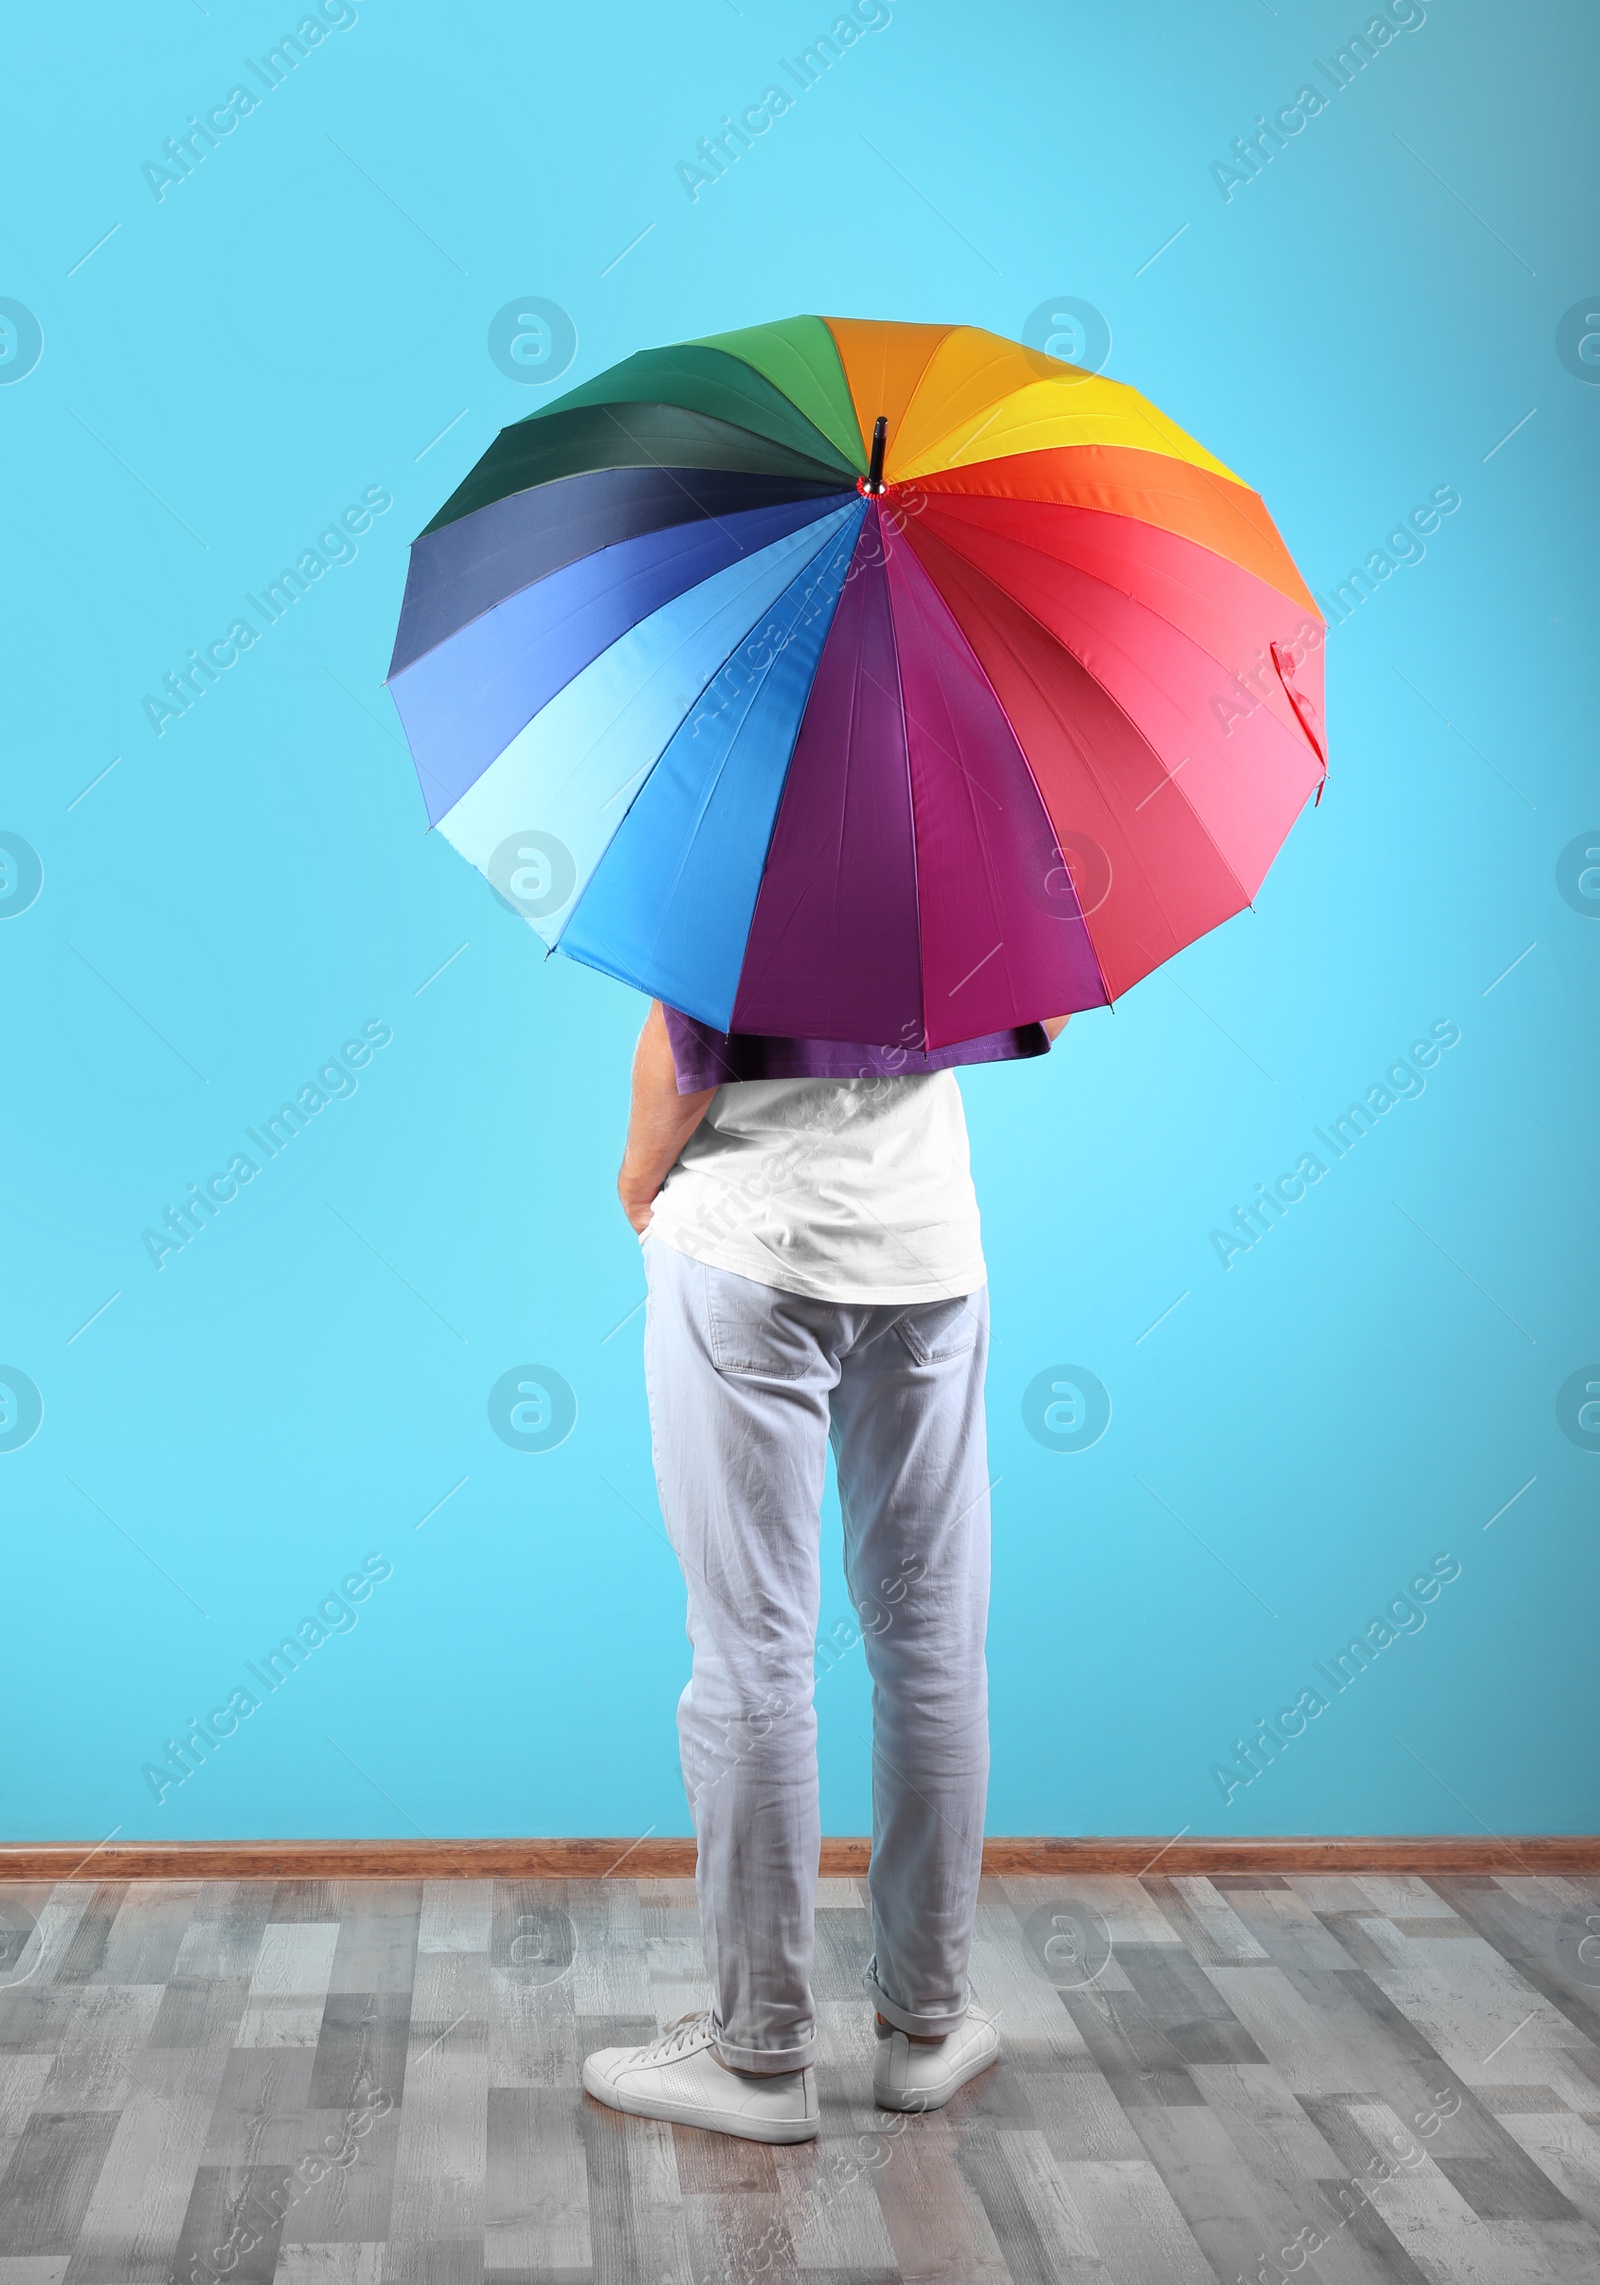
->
[642, 1232, 992, 2074]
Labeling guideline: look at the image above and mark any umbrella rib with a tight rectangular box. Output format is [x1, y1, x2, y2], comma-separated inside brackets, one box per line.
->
[921, 500, 1317, 753]
[903, 519, 1259, 920]
[894, 331, 1041, 480]
[858, 662, 1001, 812]
[927, 631, 1026, 1014]
[731, 515, 895, 1034]
[833, 320, 955, 484]
[887, 326, 987, 473]
[1171, 451, 1320, 619]
[800, 324, 871, 469]
[534, 506, 863, 954]
[901, 541, 1193, 995]
[920, 452, 1315, 618]
[885, 537, 1067, 1030]
[912, 402, 1237, 494]
[885, 531, 1122, 1014]
[595, 403, 842, 554]
[930, 497, 1293, 645]
[707, 320, 868, 471]
[586, 510, 859, 980]
[390, 470, 854, 679]
[877, 517, 930, 1048]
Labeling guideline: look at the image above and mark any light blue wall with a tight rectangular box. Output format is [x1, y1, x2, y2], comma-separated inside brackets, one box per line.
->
[3, 0, 1595, 1842]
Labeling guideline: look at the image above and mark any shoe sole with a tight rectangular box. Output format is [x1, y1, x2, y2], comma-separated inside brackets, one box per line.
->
[581, 2059, 819, 2143]
[874, 2038, 1000, 2113]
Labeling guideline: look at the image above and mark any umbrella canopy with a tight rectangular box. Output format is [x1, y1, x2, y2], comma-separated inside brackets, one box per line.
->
[388, 316, 1325, 1049]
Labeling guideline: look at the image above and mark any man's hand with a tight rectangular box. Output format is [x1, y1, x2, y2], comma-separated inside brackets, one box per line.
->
[1043, 1014, 1073, 1042]
[618, 1002, 716, 1234]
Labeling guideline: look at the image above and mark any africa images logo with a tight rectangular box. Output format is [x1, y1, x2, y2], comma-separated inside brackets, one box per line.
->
[0, 1368, 44, 1455]
[488, 1367, 578, 1453]
[1022, 1366, 1111, 1453]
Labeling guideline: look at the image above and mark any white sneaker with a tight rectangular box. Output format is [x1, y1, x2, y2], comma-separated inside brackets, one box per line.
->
[582, 2011, 820, 2143]
[873, 2004, 1000, 2111]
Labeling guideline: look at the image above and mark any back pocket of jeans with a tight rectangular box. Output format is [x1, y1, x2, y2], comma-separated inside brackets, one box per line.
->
[895, 1295, 978, 1366]
[704, 1265, 814, 1379]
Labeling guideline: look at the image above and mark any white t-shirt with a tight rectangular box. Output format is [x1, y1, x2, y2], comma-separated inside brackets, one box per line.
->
[645, 1070, 986, 1305]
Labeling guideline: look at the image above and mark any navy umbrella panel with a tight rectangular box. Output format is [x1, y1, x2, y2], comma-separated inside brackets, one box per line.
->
[389, 466, 852, 695]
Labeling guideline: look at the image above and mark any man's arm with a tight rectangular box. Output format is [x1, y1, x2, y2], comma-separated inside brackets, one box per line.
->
[618, 1002, 716, 1235]
[1043, 1014, 1072, 1042]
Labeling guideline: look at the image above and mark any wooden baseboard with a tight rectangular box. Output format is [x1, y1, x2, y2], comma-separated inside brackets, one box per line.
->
[0, 1835, 1595, 1881]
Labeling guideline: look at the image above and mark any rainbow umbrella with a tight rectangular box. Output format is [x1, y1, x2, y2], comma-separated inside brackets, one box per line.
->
[387, 317, 1325, 1048]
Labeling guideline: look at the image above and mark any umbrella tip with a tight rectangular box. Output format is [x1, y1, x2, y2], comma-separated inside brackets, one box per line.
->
[868, 415, 887, 494]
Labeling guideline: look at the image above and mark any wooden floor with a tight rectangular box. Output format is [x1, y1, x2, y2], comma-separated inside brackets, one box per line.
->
[1, 1871, 1598, 2283]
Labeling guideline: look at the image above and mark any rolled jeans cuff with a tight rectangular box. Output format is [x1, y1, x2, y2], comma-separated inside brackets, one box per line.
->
[863, 1958, 970, 2040]
[713, 2015, 816, 2075]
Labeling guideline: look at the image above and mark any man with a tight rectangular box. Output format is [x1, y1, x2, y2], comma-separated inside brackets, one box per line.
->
[582, 1000, 1069, 2142]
